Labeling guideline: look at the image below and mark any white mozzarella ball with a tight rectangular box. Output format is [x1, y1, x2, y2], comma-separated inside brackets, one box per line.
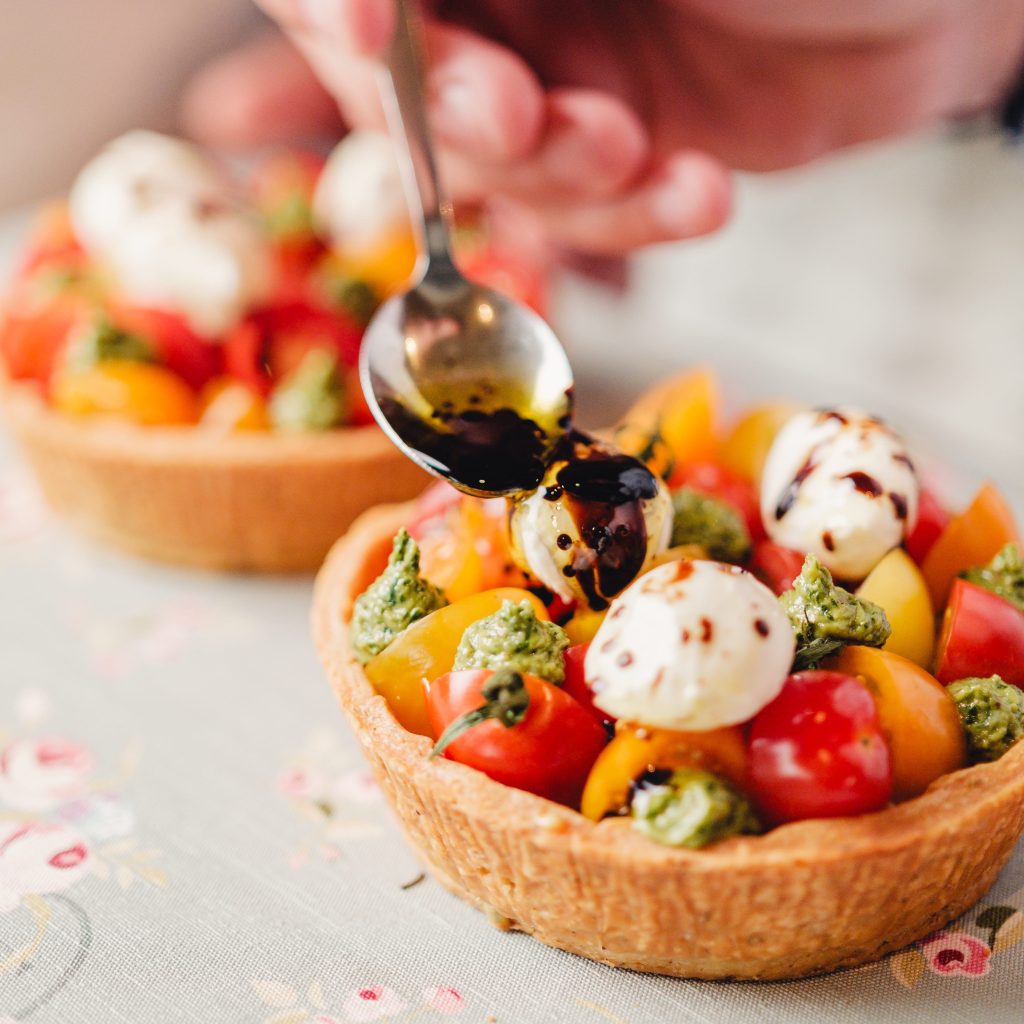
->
[312, 131, 411, 253]
[586, 559, 794, 730]
[760, 408, 919, 581]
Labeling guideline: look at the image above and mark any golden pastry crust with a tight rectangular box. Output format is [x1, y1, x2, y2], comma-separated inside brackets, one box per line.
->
[2, 383, 428, 571]
[313, 502, 1024, 980]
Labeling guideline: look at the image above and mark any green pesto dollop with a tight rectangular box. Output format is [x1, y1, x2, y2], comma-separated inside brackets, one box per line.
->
[65, 317, 155, 372]
[670, 486, 751, 563]
[350, 529, 448, 663]
[948, 675, 1024, 762]
[631, 769, 761, 849]
[323, 272, 379, 327]
[452, 599, 569, 684]
[962, 543, 1024, 614]
[269, 349, 347, 432]
[780, 554, 891, 670]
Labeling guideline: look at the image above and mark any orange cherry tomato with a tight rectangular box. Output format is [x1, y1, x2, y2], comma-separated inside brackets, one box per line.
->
[199, 377, 269, 432]
[364, 587, 548, 736]
[829, 646, 966, 802]
[921, 483, 1020, 610]
[580, 723, 747, 821]
[51, 361, 199, 426]
[612, 367, 719, 481]
[0, 290, 92, 385]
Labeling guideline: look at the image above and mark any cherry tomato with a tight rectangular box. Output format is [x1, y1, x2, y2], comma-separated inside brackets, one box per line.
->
[199, 377, 269, 432]
[561, 643, 613, 728]
[580, 723, 747, 821]
[406, 480, 464, 541]
[905, 487, 950, 566]
[670, 460, 765, 541]
[747, 540, 806, 596]
[934, 579, 1024, 688]
[921, 483, 1019, 610]
[108, 305, 220, 392]
[0, 292, 90, 385]
[15, 202, 84, 280]
[365, 587, 549, 736]
[426, 668, 607, 806]
[718, 400, 803, 486]
[829, 647, 965, 801]
[746, 670, 893, 824]
[224, 301, 363, 398]
[51, 361, 200, 426]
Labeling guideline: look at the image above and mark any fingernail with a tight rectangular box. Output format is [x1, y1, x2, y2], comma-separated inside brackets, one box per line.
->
[433, 78, 491, 150]
[649, 162, 705, 234]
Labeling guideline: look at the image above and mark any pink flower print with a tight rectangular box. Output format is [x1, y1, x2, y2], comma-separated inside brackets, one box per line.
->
[59, 792, 136, 843]
[277, 767, 327, 801]
[341, 986, 408, 1022]
[920, 930, 992, 977]
[424, 986, 465, 1014]
[0, 820, 93, 912]
[0, 737, 94, 812]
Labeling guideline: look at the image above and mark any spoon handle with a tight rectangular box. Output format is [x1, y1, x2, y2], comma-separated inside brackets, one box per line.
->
[380, 0, 454, 269]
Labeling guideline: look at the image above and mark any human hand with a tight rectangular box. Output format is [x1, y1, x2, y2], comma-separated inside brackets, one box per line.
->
[183, 0, 1024, 254]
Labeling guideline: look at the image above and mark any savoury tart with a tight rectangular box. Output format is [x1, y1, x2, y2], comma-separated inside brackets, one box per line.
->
[313, 501, 1024, 980]
[4, 382, 427, 571]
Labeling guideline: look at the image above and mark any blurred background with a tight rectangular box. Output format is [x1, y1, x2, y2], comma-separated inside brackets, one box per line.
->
[1, 0, 1022, 506]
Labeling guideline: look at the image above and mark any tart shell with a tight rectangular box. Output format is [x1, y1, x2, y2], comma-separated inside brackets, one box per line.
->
[313, 502, 1024, 980]
[3, 383, 428, 572]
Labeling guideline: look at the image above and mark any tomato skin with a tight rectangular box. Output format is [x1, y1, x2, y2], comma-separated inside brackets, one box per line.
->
[934, 580, 1024, 688]
[406, 481, 464, 541]
[670, 461, 765, 541]
[905, 487, 950, 565]
[746, 670, 893, 825]
[562, 643, 613, 727]
[426, 669, 607, 806]
[108, 305, 220, 392]
[747, 540, 806, 596]
[0, 294, 89, 385]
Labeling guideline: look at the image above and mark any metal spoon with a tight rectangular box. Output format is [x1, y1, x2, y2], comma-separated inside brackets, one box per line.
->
[359, 0, 574, 497]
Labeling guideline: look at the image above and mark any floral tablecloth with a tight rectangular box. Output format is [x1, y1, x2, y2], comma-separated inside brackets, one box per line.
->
[0, 436, 1022, 1024]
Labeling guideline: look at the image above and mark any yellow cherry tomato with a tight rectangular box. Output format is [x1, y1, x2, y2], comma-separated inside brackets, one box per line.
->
[338, 230, 418, 294]
[718, 400, 803, 485]
[647, 544, 706, 571]
[52, 361, 199, 426]
[921, 482, 1020, 611]
[564, 609, 607, 646]
[365, 587, 549, 736]
[612, 367, 719, 481]
[856, 548, 935, 668]
[580, 723, 747, 821]
[829, 646, 966, 802]
[199, 377, 269, 432]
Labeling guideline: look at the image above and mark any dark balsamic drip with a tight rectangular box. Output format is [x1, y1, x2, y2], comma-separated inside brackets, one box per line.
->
[754, 618, 771, 637]
[822, 530, 836, 552]
[889, 492, 909, 520]
[555, 533, 573, 550]
[621, 767, 676, 813]
[544, 485, 564, 501]
[699, 617, 714, 643]
[554, 431, 660, 612]
[379, 397, 549, 493]
[842, 471, 884, 497]
[775, 456, 816, 520]
[816, 408, 849, 426]
[892, 452, 916, 472]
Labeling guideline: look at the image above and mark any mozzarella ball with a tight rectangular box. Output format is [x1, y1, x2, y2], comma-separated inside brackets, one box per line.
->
[509, 438, 671, 610]
[760, 408, 919, 581]
[69, 131, 271, 336]
[587, 559, 795, 730]
[312, 131, 411, 253]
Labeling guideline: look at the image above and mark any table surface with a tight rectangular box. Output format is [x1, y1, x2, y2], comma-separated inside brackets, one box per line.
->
[2, 125, 1023, 1024]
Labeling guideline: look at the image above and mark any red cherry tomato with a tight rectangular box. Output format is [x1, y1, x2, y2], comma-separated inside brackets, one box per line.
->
[0, 292, 89, 385]
[934, 579, 1024, 688]
[406, 480, 464, 540]
[905, 487, 950, 565]
[426, 668, 608, 806]
[562, 643, 614, 727]
[223, 301, 363, 397]
[670, 461, 765, 541]
[746, 670, 893, 824]
[109, 305, 220, 392]
[747, 540, 806, 596]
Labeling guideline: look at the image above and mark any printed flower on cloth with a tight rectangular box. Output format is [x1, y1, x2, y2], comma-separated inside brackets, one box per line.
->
[920, 930, 991, 977]
[0, 819, 92, 912]
[0, 737, 94, 812]
[341, 987, 409, 1021]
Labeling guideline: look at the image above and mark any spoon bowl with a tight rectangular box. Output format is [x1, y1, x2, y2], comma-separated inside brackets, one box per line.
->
[361, 0, 574, 496]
